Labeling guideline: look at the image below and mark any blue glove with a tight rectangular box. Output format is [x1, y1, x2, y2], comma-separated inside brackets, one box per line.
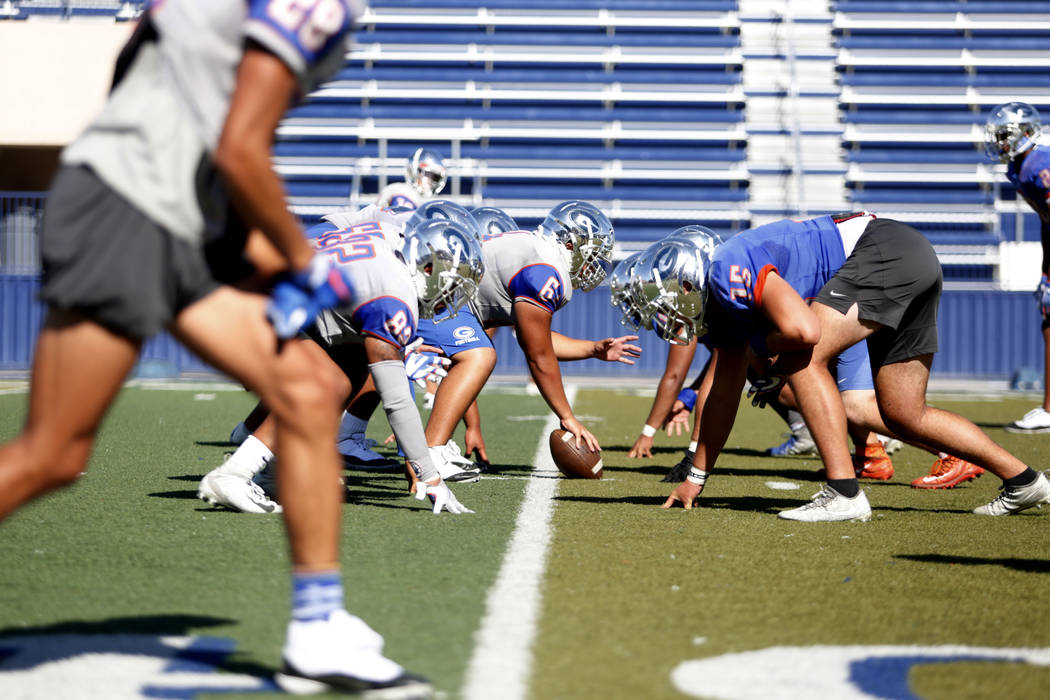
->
[676, 388, 697, 412]
[1038, 274, 1050, 319]
[267, 254, 353, 339]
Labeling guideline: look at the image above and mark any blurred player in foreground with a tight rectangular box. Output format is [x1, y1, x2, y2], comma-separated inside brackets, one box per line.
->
[639, 215, 1049, 521]
[985, 102, 1050, 434]
[0, 2, 436, 696]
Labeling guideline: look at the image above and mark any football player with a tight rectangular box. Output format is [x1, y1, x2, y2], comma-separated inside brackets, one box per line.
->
[640, 214, 1049, 521]
[376, 147, 448, 211]
[200, 215, 481, 514]
[0, 1, 436, 696]
[985, 102, 1050, 435]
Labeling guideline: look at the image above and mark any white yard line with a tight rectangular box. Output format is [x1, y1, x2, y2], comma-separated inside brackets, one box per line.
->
[460, 385, 575, 700]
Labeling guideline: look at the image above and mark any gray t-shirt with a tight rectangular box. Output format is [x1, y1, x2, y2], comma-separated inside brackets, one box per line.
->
[62, 0, 361, 245]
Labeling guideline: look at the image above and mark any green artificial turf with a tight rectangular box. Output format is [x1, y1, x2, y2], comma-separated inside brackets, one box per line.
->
[2, 384, 1050, 700]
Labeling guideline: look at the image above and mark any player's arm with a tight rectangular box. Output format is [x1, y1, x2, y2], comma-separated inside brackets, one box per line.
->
[363, 336, 470, 514]
[662, 345, 748, 509]
[214, 44, 314, 272]
[628, 340, 696, 458]
[514, 302, 600, 452]
[549, 331, 642, 364]
[753, 272, 821, 355]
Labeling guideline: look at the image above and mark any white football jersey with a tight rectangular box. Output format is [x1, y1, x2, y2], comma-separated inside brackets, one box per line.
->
[376, 181, 427, 211]
[475, 230, 574, 327]
[322, 202, 412, 249]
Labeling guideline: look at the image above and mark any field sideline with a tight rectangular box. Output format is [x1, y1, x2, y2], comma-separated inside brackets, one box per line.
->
[1, 381, 1050, 699]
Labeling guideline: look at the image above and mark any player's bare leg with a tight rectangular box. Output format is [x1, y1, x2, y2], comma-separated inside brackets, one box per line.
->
[872, 356, 1026, 481]
[172, 287, 346, 568]
[425, 346, 496, 446]
[0, 311, 141, 520]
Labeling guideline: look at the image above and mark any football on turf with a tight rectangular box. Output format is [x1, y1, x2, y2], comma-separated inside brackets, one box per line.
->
[549, 429, 603, 479]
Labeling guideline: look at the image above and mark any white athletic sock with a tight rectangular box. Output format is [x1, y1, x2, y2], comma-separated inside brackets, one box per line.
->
[337, 411, 369, 442]
[217, 435, 274, 480]
[786, 410, 805, 433]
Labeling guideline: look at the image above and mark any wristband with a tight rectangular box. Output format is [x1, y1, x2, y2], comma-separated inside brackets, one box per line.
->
[688, 440, 698, 452]
[686, 467, 708, 486]
[641, 424, 657, 438]
[676, 388, 697, 411]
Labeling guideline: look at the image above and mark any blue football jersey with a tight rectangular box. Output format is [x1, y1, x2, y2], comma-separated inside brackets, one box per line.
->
[705, 215, 845, 348]
[1007, 143, 1050, 223]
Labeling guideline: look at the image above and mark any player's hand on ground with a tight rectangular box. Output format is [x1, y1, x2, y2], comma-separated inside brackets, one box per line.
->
[662, 481, 703, 510]
[592, 335, 643, 365]
[266, 253, 352, 338]
[464, 427, 490, 468]
[663, 409, 690, 437]
[627, 434, 655, 459]
[561, 416, 601, 453]
[405, 352, 450, 388]
[415, 477, 474, 514]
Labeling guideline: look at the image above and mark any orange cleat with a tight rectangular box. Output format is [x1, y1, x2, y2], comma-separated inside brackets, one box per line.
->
[852, 443, 894, 480]
[911, 455, 985, 489]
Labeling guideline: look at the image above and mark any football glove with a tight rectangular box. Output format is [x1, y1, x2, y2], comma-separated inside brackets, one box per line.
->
[405, 352, 451, 389]
[415, 479, 474, 514]
[1037, 274, 1050, 319]
[267, 254, 353, 339]
[661, 450, 695, 483]
[746, 368, 784, 408]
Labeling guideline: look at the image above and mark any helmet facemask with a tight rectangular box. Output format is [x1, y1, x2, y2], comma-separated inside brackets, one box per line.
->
[984, 102, 1042, 163]
[401, 220, 483, 321]
[538, 201, 614, 292]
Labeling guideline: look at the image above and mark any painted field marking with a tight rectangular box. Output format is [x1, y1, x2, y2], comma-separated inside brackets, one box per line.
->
[460, 386, 576, 700]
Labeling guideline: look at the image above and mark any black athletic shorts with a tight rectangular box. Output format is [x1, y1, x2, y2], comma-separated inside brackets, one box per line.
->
[814, 217, 942, 367]
[38, 166, 223, 339]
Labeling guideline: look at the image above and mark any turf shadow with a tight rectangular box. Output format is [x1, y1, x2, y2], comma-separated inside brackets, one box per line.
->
[895, 553, 1050, 574]
[555, 494, 672, 506]
[601, 445, 688, 456]
[0, 614, 273, 677]
[194, 440, 237, 448]
[150, 489, 201, 500]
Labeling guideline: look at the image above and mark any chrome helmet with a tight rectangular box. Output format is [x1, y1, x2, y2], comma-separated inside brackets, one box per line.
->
[406, 147, 448, 197]
[608, 252, 650, 331]
[400, 218, 484, 321]
[630, 237, 713, 345]
[469, 206, 519, 239]
[405, 199, 481, 240]
[667, 224, 725, 258]
[984, 102, 1042, 163]
[537, 200, 614, 292]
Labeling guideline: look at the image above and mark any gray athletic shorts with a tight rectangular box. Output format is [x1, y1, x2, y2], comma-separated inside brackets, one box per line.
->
[814, 217, 942, 367]
[38, 166, 222, 339]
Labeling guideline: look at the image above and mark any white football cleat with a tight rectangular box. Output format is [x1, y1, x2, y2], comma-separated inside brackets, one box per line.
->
[777, 485, 871, 522]
[973, 472, 1050, 516]
[1005, 407, 1050, 434]
[429, 442, 480, 483]
[198, 469, 282, 514]
[276, 609, 432, 698]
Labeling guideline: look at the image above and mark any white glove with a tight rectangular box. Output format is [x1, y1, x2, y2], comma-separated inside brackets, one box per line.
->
[415, 479, 474, 514]
[405, 352, 450, 389]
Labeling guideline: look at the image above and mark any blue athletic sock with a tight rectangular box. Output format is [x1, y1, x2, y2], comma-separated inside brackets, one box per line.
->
[291, 570, 343, 622]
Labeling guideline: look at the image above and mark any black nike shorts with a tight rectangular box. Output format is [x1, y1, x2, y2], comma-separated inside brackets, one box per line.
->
[814, 217, 942, 368]
[38, 166, 223, 339]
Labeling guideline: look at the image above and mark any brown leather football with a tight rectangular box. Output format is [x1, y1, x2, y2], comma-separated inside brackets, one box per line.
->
[549, 429, 603, 479]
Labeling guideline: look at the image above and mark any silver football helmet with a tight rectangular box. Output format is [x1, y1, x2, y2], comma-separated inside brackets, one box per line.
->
[984, 102, 1042, 163]
[630, 237, 713, 345]
[469, 206, 519, 239]
[405, 199, 481, 239]
[608, 252, 650, 331]
[667, 224, 725, 258]
[537, 200, 614, 292]
[400, 219, 484, 321]
[406, 147, 448, 197]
